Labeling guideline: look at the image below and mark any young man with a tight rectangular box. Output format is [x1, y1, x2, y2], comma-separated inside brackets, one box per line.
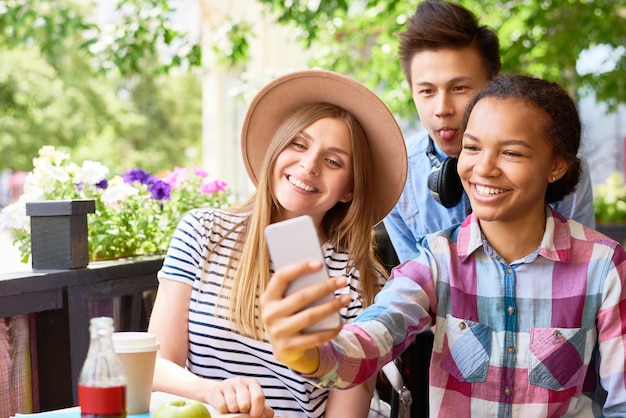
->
[380, 2, 596, 417]
[383, 0, 595, 263]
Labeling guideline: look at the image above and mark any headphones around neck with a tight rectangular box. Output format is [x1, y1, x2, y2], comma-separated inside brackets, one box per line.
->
[426, 137, 464, 208]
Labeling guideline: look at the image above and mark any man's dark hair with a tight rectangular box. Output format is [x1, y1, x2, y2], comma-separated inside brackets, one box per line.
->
[398, 0, 501, 86]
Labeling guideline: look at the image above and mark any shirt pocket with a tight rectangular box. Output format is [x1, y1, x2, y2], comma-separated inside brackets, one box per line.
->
[440, 314, 492, 383]
[528, 327, 585, 391]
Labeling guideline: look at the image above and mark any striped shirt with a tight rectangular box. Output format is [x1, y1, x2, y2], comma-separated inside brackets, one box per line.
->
[310, 207, 626, 417]
[158, 208, 383, 417]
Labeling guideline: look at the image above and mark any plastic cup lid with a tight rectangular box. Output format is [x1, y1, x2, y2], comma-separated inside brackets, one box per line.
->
[112, 332, 160, 353]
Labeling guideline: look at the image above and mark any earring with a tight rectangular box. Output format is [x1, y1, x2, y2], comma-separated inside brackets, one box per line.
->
[552, 176, 556, 182]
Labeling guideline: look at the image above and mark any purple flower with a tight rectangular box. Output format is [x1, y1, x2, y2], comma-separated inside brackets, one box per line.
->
[148, 179, 171, 200]
[96, 179, 108, 190]
[145, 175, 160, 186]
[122, 168, 152, 185]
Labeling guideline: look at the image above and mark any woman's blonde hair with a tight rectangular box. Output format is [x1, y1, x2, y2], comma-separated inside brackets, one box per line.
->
[220, 102, 387, 340]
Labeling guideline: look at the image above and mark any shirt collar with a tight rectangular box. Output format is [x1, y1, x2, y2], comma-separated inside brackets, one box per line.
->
[427, 136, 449, 163]
[456, 206, 572, 263]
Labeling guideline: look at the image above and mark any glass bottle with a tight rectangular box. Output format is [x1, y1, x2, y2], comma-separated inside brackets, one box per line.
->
[78, 316, 128, 418]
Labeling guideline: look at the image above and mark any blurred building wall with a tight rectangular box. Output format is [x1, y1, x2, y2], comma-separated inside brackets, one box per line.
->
[197, 0, 311, 201]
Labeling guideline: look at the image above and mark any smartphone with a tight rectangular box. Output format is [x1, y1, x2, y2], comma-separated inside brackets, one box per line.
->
[264, 215, 342, 333]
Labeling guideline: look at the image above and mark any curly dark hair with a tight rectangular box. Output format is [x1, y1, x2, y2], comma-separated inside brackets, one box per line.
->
[462, 75, 582, 203]
[397, 0, 501, 86]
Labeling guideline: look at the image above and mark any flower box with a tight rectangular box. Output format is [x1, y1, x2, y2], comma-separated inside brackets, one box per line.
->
[26, 199, 95, 269]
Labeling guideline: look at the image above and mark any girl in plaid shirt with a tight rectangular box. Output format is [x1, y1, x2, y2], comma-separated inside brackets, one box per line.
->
[262, 75, 626, 417]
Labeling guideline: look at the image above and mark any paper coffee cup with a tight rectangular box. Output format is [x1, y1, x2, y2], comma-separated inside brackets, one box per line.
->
[112, 332, 160, 415]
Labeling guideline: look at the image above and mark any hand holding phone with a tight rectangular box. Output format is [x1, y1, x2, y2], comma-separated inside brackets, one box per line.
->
[264, 215, 342, 333]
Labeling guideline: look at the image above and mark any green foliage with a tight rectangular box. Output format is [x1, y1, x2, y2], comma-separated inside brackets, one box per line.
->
[470, 0, 626, 111]
[255, 0, 626, 117]
[0, 0, 205, 174]
[593, 172, 626, 224]
[0, 0, 199, 76]
[257, 0, 415, 121]
[87, 0, 200, 75]
[0, 0, 96, 57]
[0, 45, 204, 173]
[207, 18, 254, 68]
[0, 47, 65, 169]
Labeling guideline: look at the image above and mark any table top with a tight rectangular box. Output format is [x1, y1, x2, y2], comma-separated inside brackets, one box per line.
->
[14, 391, 249, 418]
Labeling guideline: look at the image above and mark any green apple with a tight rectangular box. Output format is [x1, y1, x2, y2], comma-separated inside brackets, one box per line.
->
[153, 399, 211, 418]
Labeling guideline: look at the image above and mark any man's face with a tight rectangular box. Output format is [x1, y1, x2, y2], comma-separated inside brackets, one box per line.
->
[409, 47, 490, 158]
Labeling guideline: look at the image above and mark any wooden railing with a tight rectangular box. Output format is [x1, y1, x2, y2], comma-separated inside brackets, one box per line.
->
[0, 255, 163, 413]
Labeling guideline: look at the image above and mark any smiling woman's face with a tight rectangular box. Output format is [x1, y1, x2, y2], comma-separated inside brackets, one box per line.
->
[272, 116, 354, 226]
[457, 97, 567, 226]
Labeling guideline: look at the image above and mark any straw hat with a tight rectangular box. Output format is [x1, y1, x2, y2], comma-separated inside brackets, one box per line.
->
[240, 69, 407, 226]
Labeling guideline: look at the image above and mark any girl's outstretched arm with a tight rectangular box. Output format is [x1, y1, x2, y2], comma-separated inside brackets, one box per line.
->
[261, 260, 351, 373]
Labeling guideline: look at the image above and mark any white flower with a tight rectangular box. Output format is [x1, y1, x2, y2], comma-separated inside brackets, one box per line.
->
[34, 146, 70, 167]
[0, 199, 29, 229]
[21, 179, 45, 202]
[101, 179, 139, 204]
[65, 162, 81, 178]
[33, 161, 71, 186]
[77, 160, 109, 186]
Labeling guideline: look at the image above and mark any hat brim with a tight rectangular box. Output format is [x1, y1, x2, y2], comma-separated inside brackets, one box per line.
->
[241, 69, 407, 226]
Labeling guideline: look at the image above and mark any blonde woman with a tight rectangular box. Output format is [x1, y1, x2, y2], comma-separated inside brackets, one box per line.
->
[148, 70, 407, 418]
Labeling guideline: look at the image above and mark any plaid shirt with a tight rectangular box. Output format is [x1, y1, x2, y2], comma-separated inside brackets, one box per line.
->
[309, 207, 626, 417]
